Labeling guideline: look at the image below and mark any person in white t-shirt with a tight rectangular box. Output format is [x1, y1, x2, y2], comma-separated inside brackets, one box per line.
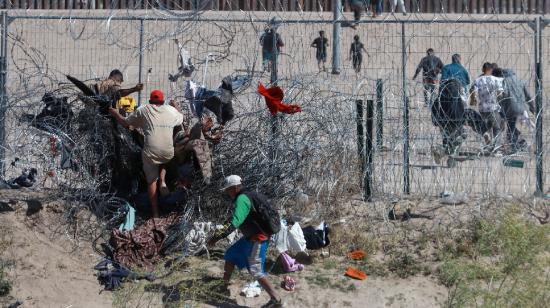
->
[470, 62, 504, 145]
[110, 90, 184, 218]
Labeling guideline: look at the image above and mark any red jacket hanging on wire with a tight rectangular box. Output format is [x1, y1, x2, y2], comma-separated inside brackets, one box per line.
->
[258, 82, 302, 116]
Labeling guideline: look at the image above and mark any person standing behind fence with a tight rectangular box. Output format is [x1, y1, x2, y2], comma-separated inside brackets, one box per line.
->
[350, 35, 368, 73]
[260, 27, 284, 73]
[470, 63, 504, 147]
[390, 0, 407, 15]
[492, 68, 534, 152]
[441, 54, 470, 105]
[311, 31, 329, 72]
[413, 48, 444, 106]
[369, 0, 383, 17]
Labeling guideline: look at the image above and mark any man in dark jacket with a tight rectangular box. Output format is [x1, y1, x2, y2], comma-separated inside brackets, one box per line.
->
[413, 48, 444, 106]
[208, 175, 283, 308]
[493, 68, 534, 151]
[311, 30, 329, 72]
[260, 27, 284, 72]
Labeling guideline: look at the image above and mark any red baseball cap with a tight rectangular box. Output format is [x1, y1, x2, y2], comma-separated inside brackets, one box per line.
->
[149, 89, 164, 103]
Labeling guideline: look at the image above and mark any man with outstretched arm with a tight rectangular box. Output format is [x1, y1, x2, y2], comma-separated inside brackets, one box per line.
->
[109, 90, 183, 218]
[208, 175, 283, 308]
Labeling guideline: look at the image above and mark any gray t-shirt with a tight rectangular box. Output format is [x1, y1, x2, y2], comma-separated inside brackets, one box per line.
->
[126, 104, 183, 164]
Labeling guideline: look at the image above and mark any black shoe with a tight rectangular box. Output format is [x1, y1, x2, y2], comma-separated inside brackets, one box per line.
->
[261, 298, 284, 308]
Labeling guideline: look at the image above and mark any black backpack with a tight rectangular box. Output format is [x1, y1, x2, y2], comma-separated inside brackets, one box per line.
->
[242, 191, 281, 236]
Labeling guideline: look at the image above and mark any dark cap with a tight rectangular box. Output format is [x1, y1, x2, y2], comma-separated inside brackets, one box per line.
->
[109, 69, 124, 82]
[482, 62, 493, 72]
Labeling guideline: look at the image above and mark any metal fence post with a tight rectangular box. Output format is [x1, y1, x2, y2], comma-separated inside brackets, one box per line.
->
[137, 18, 144, 106]
[376, 79, 383, 149]
[0, 12, 8, 177]
[356, 99, 366, 197]
[401, 22, 410, 194]
[331, 0, 342, 75]
[365, 99, 374, 201]
[270, 22, 280, 164]
[534, 17, 544, 196]
[356, 99, 365, 168]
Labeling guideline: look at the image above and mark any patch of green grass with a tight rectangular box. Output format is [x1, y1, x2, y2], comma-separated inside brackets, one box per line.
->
[0, 260, 12, 297]
[0, 226, 13, 297]
[355, 259, 388, 277]
[437, 206, 550, 307]
[305, 274, 357, 293]
[322, 258, 341, 271]
[387, 252, 423, 278]
[330, 224, 379, 257]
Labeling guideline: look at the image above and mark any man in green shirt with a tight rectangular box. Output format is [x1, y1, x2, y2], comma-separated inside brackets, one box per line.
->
[208, 175, 283, 308]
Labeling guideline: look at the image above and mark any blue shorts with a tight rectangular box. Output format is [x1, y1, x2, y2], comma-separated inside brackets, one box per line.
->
[262, 50, 274, 62]
[224, 237, 268, 279]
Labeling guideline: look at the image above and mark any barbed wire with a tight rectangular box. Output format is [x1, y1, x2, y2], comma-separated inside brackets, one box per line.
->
[0, 7, 548, 263]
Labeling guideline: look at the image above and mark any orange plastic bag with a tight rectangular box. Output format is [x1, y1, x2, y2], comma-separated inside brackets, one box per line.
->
[345, 267, 367, 280]
[347, 250, 366, 260]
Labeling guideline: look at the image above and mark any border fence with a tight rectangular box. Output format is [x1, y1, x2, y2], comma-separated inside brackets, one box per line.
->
[0, 11, 548, 206]
[1, 0, 550, 15]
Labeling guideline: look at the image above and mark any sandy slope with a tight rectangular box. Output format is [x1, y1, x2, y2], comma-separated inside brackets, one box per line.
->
[0, 190, 112, 308]
[0, 189, 450, 308]
[227, 271, 447, 308]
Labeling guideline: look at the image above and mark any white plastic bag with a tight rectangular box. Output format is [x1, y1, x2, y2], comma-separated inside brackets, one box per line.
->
[241, 281, 262, 298]
[287, 222, 307, 254]
[275, 220, 289, 253]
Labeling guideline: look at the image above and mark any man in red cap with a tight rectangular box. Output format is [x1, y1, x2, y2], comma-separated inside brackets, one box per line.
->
[109, 90, 184, 218]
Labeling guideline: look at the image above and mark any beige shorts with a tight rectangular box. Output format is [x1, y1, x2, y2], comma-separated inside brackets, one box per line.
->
[142, 154, 161, 184]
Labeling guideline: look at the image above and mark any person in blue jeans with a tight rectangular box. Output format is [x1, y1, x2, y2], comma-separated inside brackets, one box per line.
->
[208, 175, 283, 308]
[369, 0, 383, 17]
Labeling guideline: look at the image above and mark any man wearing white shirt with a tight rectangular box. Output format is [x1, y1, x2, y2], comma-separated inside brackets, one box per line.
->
[470, 63, 504, 145]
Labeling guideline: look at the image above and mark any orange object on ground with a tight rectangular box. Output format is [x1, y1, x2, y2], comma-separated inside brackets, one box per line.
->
[345, 267, 367, 280]
[348, 250, 366, 260]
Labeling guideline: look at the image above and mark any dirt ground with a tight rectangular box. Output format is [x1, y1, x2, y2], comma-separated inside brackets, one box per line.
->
[0, 189, 452, 308]
[2, 187, 550, 307]
[0, 190, 112, 308]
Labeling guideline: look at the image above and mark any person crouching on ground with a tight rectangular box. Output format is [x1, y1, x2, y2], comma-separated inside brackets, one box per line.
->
[208, 175, 283, 308]
[109, 90, 184, 218]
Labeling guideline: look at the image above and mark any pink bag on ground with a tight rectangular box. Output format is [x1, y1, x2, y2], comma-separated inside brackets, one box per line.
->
[279, 252, 304, 272]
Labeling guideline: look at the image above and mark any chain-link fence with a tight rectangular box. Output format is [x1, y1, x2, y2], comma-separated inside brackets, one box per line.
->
[0, 12, 548, 212]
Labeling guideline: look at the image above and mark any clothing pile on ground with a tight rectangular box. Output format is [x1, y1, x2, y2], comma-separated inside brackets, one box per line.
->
[160, 221, 223, 257]
[94, 259, 155, 291]
[302, 221, 330, 250]
[0, 168, 38, 189]
[110, 213, 182, 271]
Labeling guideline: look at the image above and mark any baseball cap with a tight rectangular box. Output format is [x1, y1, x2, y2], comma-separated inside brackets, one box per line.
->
[220, 175, 242, 191]
[149, 89, 164, 104]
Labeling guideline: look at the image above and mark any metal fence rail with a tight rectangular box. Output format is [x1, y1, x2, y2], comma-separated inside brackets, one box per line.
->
[0, 12, 547, 202]
[1, 0, 550, 15]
